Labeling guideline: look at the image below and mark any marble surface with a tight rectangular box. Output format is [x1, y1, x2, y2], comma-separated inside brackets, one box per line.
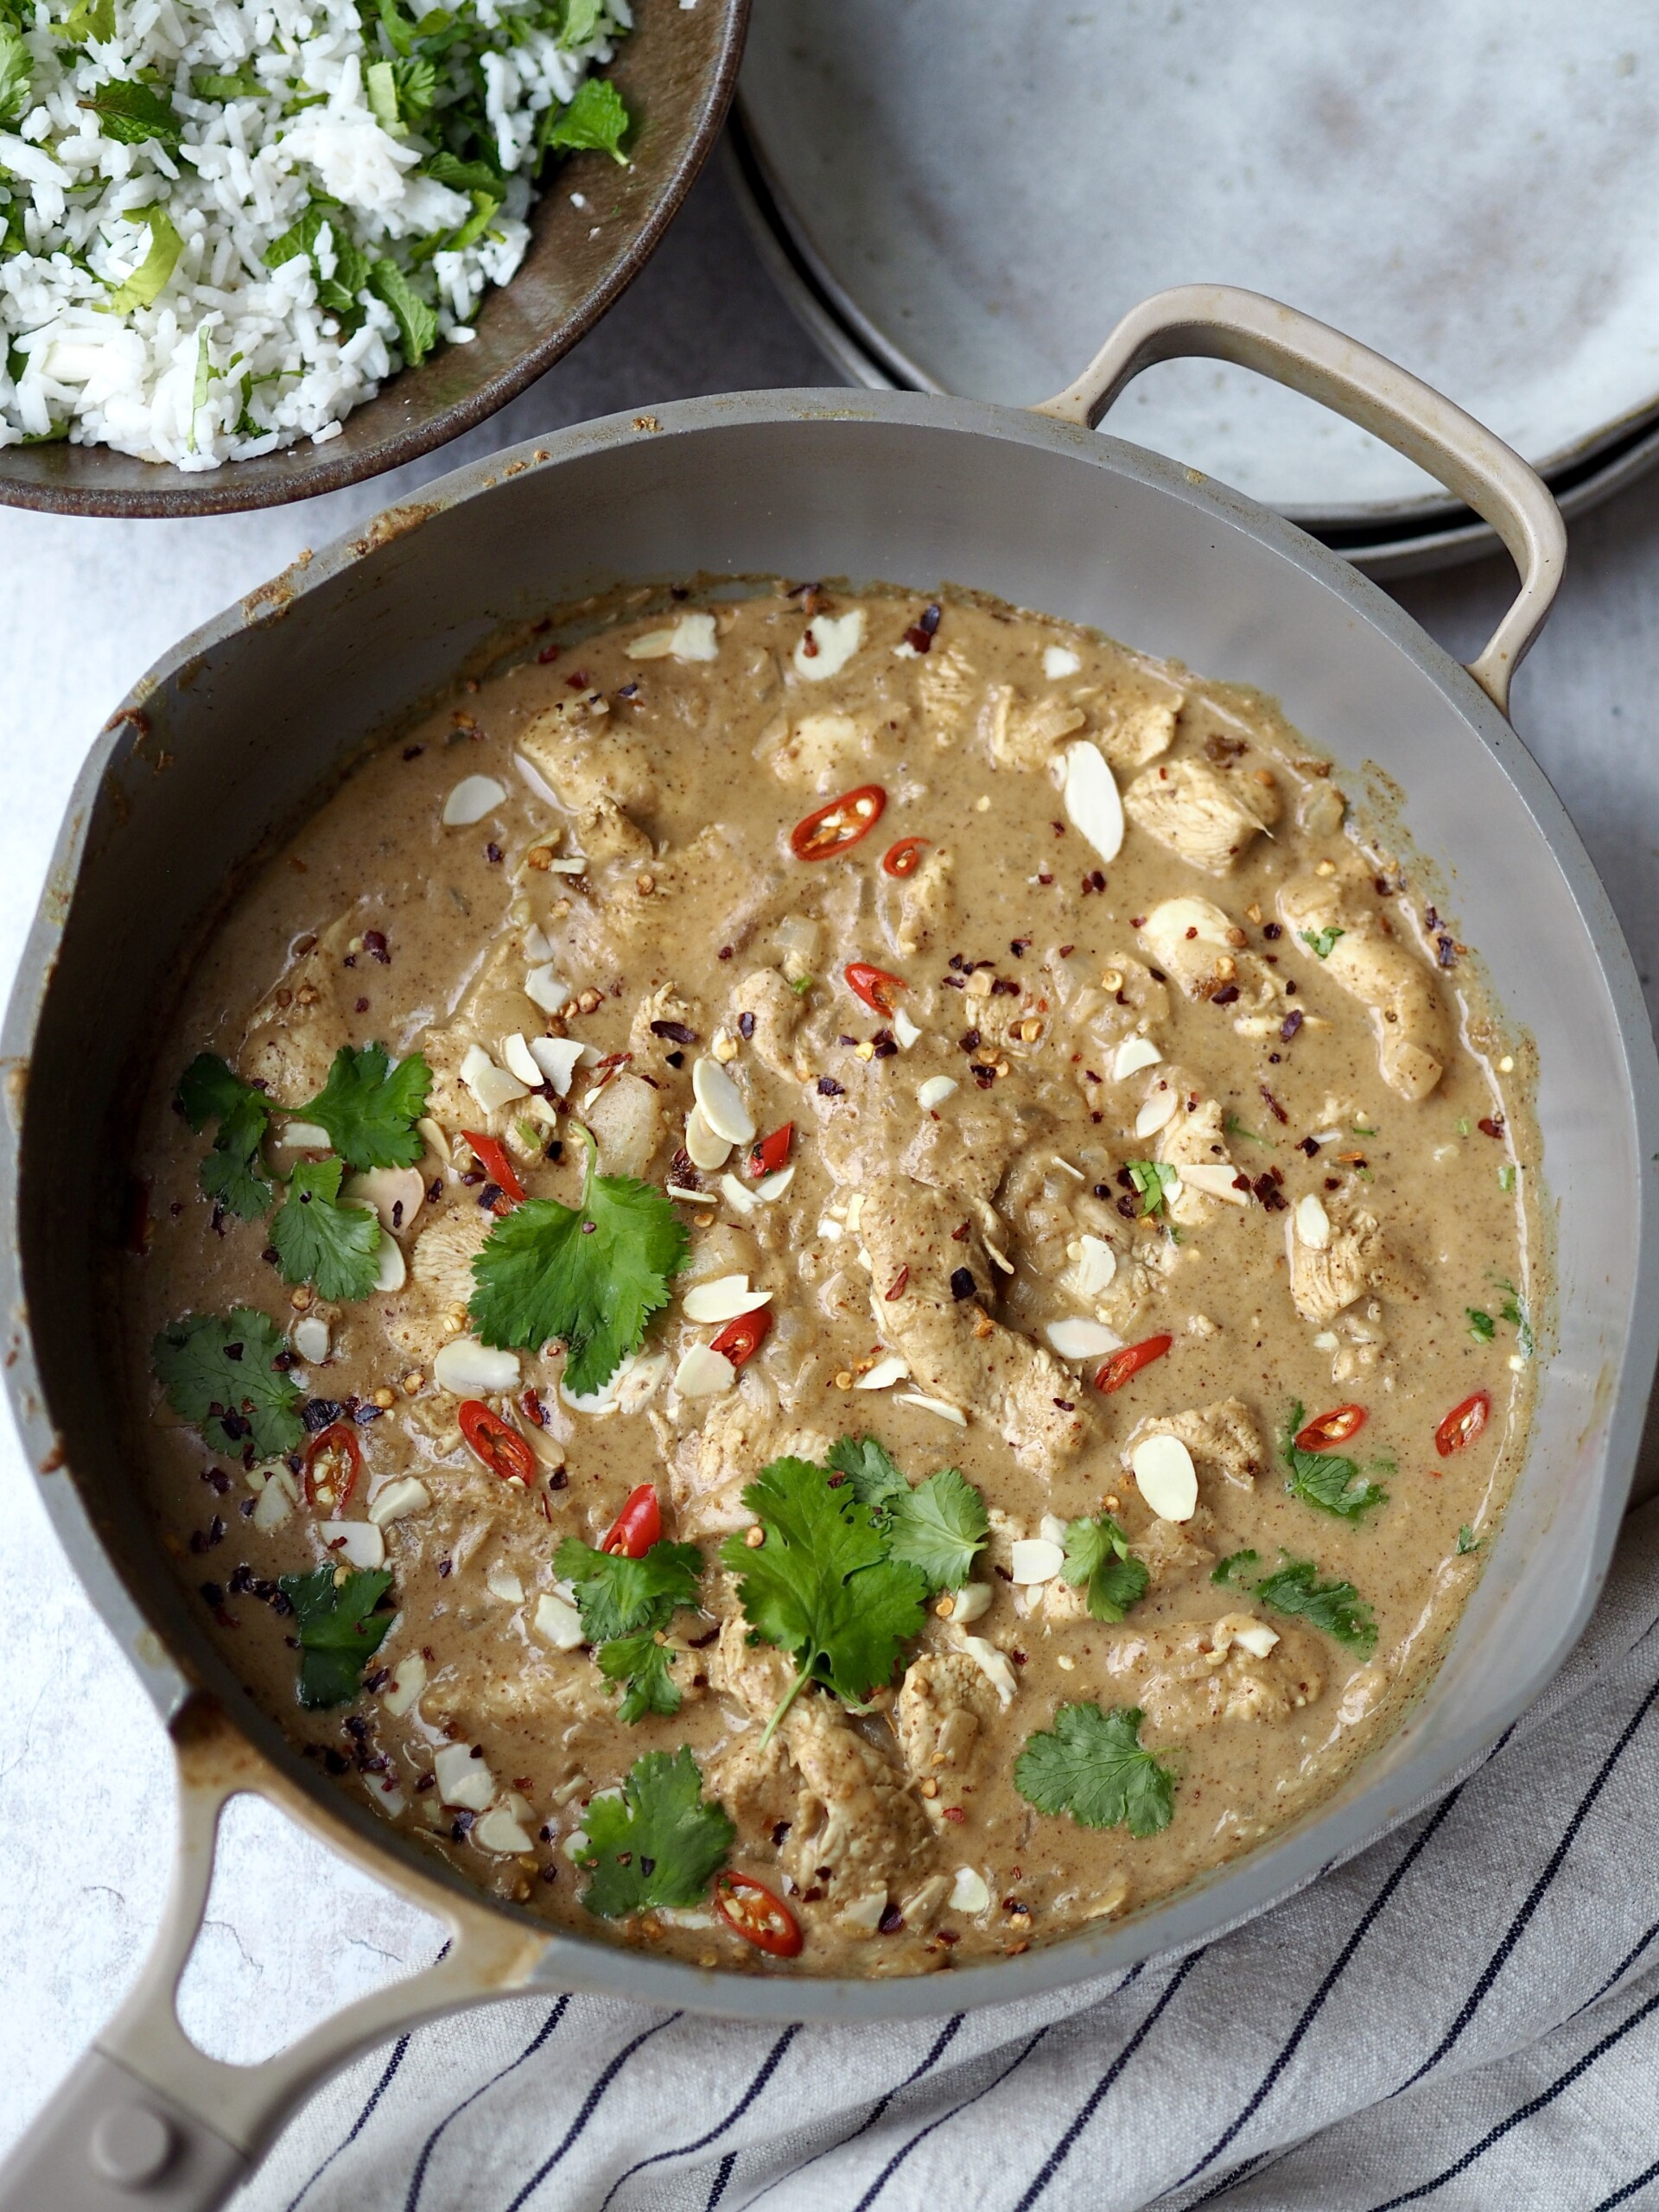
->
[3, 148, 1659, 2161]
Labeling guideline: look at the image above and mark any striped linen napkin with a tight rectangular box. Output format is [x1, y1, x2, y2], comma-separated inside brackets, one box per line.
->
[244, 1492, 1659, 2212]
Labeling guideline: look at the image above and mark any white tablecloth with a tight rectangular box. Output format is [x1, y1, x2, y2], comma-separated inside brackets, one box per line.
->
[3, 155, 1659, 2212]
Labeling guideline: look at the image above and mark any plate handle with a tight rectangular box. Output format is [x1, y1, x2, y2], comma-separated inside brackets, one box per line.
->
[0, 1694, 553, 2212]
[1033, 283, 1567, 717]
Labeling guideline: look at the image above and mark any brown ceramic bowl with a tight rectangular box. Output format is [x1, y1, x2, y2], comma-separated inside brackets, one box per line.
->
[0, 0, 748, 519]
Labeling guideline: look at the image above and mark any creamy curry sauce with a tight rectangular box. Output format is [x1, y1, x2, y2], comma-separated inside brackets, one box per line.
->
[123, 582, 1537, 1977]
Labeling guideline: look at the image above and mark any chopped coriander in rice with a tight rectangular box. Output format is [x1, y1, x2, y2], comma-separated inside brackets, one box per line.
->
[0, 0, 632, 466]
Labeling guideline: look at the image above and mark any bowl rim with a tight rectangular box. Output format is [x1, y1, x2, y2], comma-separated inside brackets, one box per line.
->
[0, 0, 750, 521]
[8, 385, 1659, 2024]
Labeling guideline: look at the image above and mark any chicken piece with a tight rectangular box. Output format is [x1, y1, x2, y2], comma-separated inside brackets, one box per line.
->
[416, 934, 548, 1132]
[779, 1696, 935, 1924]
[1098, 695, 1179, 773]
[1096, 1616, 1325, 1735]
[518, 696, 658, 817]
[981, 686, 1086, 771]
[703, 1728, 798, 1841]
[707, 1608, 798, 1715]
[1155, 1089, 1249, 1224]
[894, 1652, 1001, 1805]
[571, 797, 652, 865]
[1278, 875, 1450, 1101]
[759, 710, 874, 791]
[627, 982, 702, 1064]
[1125, 757, 1281, 874]
[1137, 898, 1281, 1009]
[379, 1204, 491, 1362]
[888, 846, 956, 958]
[856, 1171, 1096, 1477]
[898, 1087, 1028, 1208]
[239, 911, 359, 1101]
[917, 644, 980, 745]
[732, 967, 803, 1082]
[672, 1383, 835, 1538]
[1132, 1398, 1262, 1491]
[1286, 1200, 1414, 1327]
[1135, 1516, 1217, 1586]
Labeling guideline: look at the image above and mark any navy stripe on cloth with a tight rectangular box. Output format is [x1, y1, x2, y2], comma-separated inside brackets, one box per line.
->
[1395, 1680, 1659, 2093]
[741, 2013, 966, 2209]
[404, 1998, 569, 2212]
[1594, 2148, 1659, 2210]
[852, 2025, 1054, 2211]
[503, 2012, 681, 2212]
[284, 2033, 410, 2212]
[1173, 1787, 1466, 2192]
[704, 2152, 738, 2210]
[1011, 1952, 1205, 2211]
[595, 2025, 798, 2212]
[1364, 1982, 1659, 2211]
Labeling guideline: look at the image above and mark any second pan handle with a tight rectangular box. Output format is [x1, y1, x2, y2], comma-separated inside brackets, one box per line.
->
[1033, 283, 1567, 718]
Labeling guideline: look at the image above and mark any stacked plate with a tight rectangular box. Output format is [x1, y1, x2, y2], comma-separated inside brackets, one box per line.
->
[732, 0, 1659, 573]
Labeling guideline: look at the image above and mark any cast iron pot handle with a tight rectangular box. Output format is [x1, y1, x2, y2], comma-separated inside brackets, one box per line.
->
[0, 1693, 554, 2212]
[1033, 283, 1567, 718]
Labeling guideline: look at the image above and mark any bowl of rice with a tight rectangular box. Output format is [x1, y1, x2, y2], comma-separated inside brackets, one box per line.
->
[0, 0, 747, 514]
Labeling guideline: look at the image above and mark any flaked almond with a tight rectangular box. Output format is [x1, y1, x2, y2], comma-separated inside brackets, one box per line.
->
[1294, 1191, 1332, 1249]
[794, 607, 865, 681]
[460, 1044, 530, 1116]
[1065, 1234, 1117, 1300]
[382, 1652, 427, 1717]
[292, 1313, 330, 1364]
[753, 1164, 796, 1202]
[524, 963, 572, 1016]
[1043, 645, 1082, 680]
[1232, 1619, 1281, 1658]
[320, 1520, 385, 1571]
[528, 1034, 588, 1094]
[432, 1336, 522, 1395]
[682, 1275, 772, 1325]
[628, 612, 718, 662]
[1179, 1162, 1252, 1205]
[1130, 1433, 1198, 1522]
[474, 1805, 536, 1855]
[1112, 1034, 1162, 1081]
[1134, 1084, 1179, 1138]
[692, 1055, 755, 1146]
[855, 1355, 909, 1391]
[1062, 738, 1125, 863]
[501, 1032, 544, 1087]
[957, 1633, 1017, 1706]
[442, 775, 506, 828]
[674, 1344, 737, 1397]
[367, 1476, 431, 1527]
[683, 1105, 732, 1172]
[1045, 1316, 1122, 1362]
[950, 1866, 992, 1913]
[895, 1389, 967, 1427]
[718, 1171, 760, 1217]
[534, 1590, 584, 1650]
[1009, 1537, 1065, 1585]
[918, 1075, 959, 1109]
[485, 1565, 524, 1604]
[343, 1166, 426, 1236]
[434, 1742, 496, 1811]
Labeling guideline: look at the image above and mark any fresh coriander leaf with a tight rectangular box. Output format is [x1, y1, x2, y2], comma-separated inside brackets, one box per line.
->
[102, 204, 182, 313]
[788, 973, 814, 996]
[79, 79, 182, 147]
[177, 1052, 274, 1218]
[1125, 1160, 1179, 1217]
[597, 1630, 680, 1723]
[423, 150, 501, 194]
[276, 1565, 394, 1707]
[63, 0, 115, 41]
[448, 189, 499, 250]
[194, 65, 264, 98]
[298, 1043, 431, 1170]
[1281, 1402, 1389, 1521]
[542, 74, 628, 162]
[152, 1307, 304, 1458]
[1223, 1112, 1270, 1147]
[1062, 1514, 1150, 1622]
[1466, 1307, 1496, 1344]
[553, 1535, 702, 1644]
[1457, 1524, 1482, 1555]
[1457, 1116, 1471, 1137]
[469, 1145, 688, 1392]
[1254, 1557, 1377, 1653]
[368, 257, 437, 366]
[1014, 1701, 1175, 1836]
[1498, 1281, 1534, 1357]
[0, 21, 31, 122]
[1300, 925, 1345, 961]
[721, 1455, 929, 1732]
[578, 1746, 734, 1919]
[1211, 1548, 1260, 1589]
[826, 1432, 909, 1511]
[391, 54, 435, 122]
[1498, 1163, 1516, 1193]
[559, 0, 605, 45]
[269, 1157, 382, 1301]
[885, 1467, 989, 1592]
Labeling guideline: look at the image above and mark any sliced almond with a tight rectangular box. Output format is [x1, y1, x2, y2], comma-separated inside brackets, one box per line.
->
[524, 963, 572, 1016]
[272, 1117, 332, 1151]
[1134, 1084, 1179, 1138]
[433, 1742, 496, 1811]
[794, 607, 865, 681]
[674, 1344, 737, 1397]
[367, 1477, 431, 1527]
[460, 1044, 530, 1116]
[893, 1008, 922, 1049]
[692, 1055, 755, 1145]
[1062, 739, 1125, 863]
[1045, 1316, 1122, 1362]
[502, 1032, 544, 1087]
[432, 1336, 521, 1395]
[320, 1520, 385, 1571]
[895, 1389, 967, 1427]
[343, 1165, 426, 1236]
[527, 1034, 588, 1094]
[486, 1565, 524, 1604]
[1130, 1433, 1198, 1522]
[1112, 1034, 1163, 1081]
[372, 1230, 406, 1293]
[946, 1581, 992, 1624]
[381, 1652, 426, 1717]
[292, 1313, 330, 1364]
[1294, 1192, 1332, 1249]
[918, 1075, 959, 1109]
[1043, 645, 1083, 680]
[442, 775, 506, 828]
[855, 1355, 909, 1391]
[533, 1589, 584, 1649]
[682, 1275, 772, 1325]
[1179, 1162, 1251, 1205]
[753, 1163, 797, 1202]
[1066, 1234, 1117, 1300]
[719, 1171, 759, 1217]
[957, 1633, 1017, 1706]
[628, 612, 718, 662]
[1232, 1619, 1281, 1658]
[473, 1805, 536, 1854]
[684, 1105, 732, 1172]
[1009, 1537, 1065, 1586]
[950, 1866, 992, 1913]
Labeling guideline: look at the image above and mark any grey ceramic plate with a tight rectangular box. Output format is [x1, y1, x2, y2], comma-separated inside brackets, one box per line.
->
[736, 0, 1659, 537]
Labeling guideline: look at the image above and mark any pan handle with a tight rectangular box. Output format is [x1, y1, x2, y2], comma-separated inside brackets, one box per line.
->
[1033, 283, 1567, 718]
[0, 1694, 554, 2212]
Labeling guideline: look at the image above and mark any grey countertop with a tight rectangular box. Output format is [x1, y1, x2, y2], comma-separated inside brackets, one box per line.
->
[3, 151, 1657, 2151]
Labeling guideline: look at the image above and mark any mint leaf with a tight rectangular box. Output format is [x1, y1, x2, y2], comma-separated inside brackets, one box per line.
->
[1281, 1402, 1389, 1522]
[1014, 1702, 1175, 1836]
[269, 1157, 382, 1301]
[542, 74, 628, 162]
[1253, 1557, 1377, 1653]
[1062, 1515, 1150, 1622]
[102, 204, 182, 313]
[578, 1747, 734, 1919]
[79, 79, 182, 148]
[276, 1565, 394, 1707]
[423, 150, 501, 194]
[0, 21, 31, 123]
[298, 1043, 430, 1170]
[469, 1149, 688, 1394]
[152, 1307, 304, 1459]
[367, 257, 437, 366]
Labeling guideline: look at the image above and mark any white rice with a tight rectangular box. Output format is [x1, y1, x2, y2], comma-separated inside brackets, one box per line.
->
[0, 0, 632, 467]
